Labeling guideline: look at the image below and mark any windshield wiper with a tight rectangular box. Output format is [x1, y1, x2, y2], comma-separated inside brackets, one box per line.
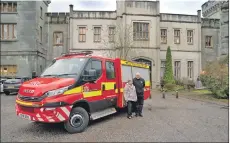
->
[41, 74, 58, 77]
[57, 73, 78, 76]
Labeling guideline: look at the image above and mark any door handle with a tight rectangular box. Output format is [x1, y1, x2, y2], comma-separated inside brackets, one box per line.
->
[114, 84, 116, 89]
[102, 84, 105, 91]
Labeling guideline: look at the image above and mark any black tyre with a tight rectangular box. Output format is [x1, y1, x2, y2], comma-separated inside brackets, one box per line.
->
[4, 91, 10, 96]
[64, 107, 89, 133]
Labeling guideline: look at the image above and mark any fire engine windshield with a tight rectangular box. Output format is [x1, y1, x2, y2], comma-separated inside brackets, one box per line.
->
[40, 58, 88, 77]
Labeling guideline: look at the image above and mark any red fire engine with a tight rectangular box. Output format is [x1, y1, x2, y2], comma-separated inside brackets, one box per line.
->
[15, 51, 151, 133]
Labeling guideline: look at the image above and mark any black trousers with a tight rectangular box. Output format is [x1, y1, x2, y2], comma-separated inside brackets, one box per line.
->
[127, 101, 136, 116]
[136, 95, 144, 115]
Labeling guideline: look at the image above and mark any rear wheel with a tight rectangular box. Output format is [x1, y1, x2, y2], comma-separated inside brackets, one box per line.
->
[4, 91, 10, 96]
[64, 107, 89, 133]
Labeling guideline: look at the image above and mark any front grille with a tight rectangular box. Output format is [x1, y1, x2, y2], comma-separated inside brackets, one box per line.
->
[18, 94, 43, 102]
[20, 106, 34, 113]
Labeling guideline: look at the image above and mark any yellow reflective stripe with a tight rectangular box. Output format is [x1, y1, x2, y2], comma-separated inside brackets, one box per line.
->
[16, 100, 33, 106]
[102, 82, 115, 90]
[16, 99, 43, 107]
[145, 81, 151, 87]
[63, 86, 82, 95]
[115, 89, 118, 93]
[121, 60, 149, 69]
[83, 90, 102, 98]
[120, 88, 124, 92]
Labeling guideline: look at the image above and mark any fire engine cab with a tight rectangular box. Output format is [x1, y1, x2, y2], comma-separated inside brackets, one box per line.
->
[15, 51, 151, 133]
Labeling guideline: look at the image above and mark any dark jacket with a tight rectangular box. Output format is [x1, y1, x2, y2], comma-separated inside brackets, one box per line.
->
[133, 77, 145, 96]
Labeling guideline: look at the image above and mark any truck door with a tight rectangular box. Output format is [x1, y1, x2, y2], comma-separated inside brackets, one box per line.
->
[102, 60, 118, 108]
[82, 58, 106, 112]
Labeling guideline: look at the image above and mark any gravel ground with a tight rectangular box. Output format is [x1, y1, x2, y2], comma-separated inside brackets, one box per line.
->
[1, 92, 228, 142]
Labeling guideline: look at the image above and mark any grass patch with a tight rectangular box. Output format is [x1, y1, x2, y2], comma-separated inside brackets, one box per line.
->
[193, 89, 212, 94]
[182, 89, 229, 104]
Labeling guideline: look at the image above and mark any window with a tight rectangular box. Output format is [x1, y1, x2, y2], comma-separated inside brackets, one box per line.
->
[40, 26, 42, 42]
[205, 36, 212, 47]
[94, 27, 101, 42]
[126, 2, 132, 7]
[40, 7, 43, 19]
[160, 61, 166, 78]
[109, 27, 115, 42]
[174, 29, 180, 44]
[53, 32, 63, 45]
[79, 27, 86, 42]
[187, 30, 193, 44]
[174, 61, 181, 79]
[133, 22, 149, 41]
[160, 29, 167, 44]
[0, 24, 17, 40]
[84, 60, 102, 79]
[0, 2, 17, 12]
[135, 2, 145, 8]
[0, 65, 17, 76]
[187, 61, 193, 79]
[106, 61, 115, 79]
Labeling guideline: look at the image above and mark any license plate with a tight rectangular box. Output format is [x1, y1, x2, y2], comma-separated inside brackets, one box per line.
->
[8, 86, 14, 88]
[19, 113, 31, 120]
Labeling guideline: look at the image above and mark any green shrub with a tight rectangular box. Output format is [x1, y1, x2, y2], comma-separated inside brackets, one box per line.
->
[163, 46, 175, 84]
[164, 83, 176, 91]
[200, 57, 229, 99]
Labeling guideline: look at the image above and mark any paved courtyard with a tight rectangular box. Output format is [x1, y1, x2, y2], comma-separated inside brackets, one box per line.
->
[1, 92, 228, 142]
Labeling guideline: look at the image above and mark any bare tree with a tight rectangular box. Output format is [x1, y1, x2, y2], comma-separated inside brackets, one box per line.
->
[102, 23, 134, 60]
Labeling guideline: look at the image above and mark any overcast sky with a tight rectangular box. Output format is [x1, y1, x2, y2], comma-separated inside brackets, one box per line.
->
[48, 0, 207, 15]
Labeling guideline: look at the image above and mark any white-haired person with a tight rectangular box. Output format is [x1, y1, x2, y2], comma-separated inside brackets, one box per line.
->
[133, 72, 145, 117]
[124, 79, 137, 119]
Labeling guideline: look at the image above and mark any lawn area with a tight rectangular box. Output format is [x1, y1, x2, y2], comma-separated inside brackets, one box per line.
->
[181, 89, 229, 104]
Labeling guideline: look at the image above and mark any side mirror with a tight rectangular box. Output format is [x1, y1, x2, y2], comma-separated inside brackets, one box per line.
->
[83, 69, 97, 82]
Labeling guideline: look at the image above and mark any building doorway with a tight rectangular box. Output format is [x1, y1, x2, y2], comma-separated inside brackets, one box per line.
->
[132, 58, 152, 88]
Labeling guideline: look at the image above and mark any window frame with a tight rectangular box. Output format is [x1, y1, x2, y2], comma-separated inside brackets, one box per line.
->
[108, 27, 115, 43]
[0, 2, 17, 13]
[187, 30, 193, 45]
[105, 61, 116, 80]
[160, 60, 166, 78]
[174, 61, 181, 79]
[187, 61, 194, 79]
[53, 31, 64, 46]
[133, 22, 149, 41]
[40, 26, 42, 43]
[78, 27, 86, 42]
[160, 29, 167, 44]
[174, 29, 180, 44]
[205, 36, 212, 48]
[83, 59, 102, 80]
[93, 27, 101, 43]
[0, 24, 17, 40]
[40, 6, 43, 19]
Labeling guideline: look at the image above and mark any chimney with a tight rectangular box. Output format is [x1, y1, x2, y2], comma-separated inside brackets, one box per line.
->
[197, 10, 201, 22]
[69, 4, 73, 16]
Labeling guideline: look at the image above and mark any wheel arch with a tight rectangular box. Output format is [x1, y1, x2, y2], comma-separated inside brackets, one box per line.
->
[72, 100, 91, 114]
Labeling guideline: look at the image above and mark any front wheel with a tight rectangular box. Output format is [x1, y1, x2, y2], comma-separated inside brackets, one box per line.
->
[64, 107, 89, 134]
[4, 91, 10, 96]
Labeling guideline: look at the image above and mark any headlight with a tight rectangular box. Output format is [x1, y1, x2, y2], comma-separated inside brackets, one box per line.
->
[44, 86, 69, 97]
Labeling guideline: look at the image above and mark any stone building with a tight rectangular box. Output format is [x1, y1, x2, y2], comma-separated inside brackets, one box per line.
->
[0, 1, 51, 77]
[201, 0, 229, 68]
[0, 0, 228, 88]
[46, 1, 203, 87]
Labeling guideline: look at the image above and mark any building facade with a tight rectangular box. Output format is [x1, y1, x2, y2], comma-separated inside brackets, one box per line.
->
[0, 0, 228, 88]
[201, 0, 229, 68]
[0, 1, 51, 77]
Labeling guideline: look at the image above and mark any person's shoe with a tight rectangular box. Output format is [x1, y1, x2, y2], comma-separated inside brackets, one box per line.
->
[139, 114, 143, 117]
[128, 116, 132, 119]
[135, 113, 138, 117]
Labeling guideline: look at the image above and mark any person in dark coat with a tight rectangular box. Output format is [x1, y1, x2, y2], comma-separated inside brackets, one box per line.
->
[133, 72, 145, 117]
[160, 77, 165, 91]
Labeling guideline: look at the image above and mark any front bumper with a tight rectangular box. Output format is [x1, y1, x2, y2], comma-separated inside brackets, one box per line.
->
[15, 101, 73, 123]
[4, 88, 19, 93]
